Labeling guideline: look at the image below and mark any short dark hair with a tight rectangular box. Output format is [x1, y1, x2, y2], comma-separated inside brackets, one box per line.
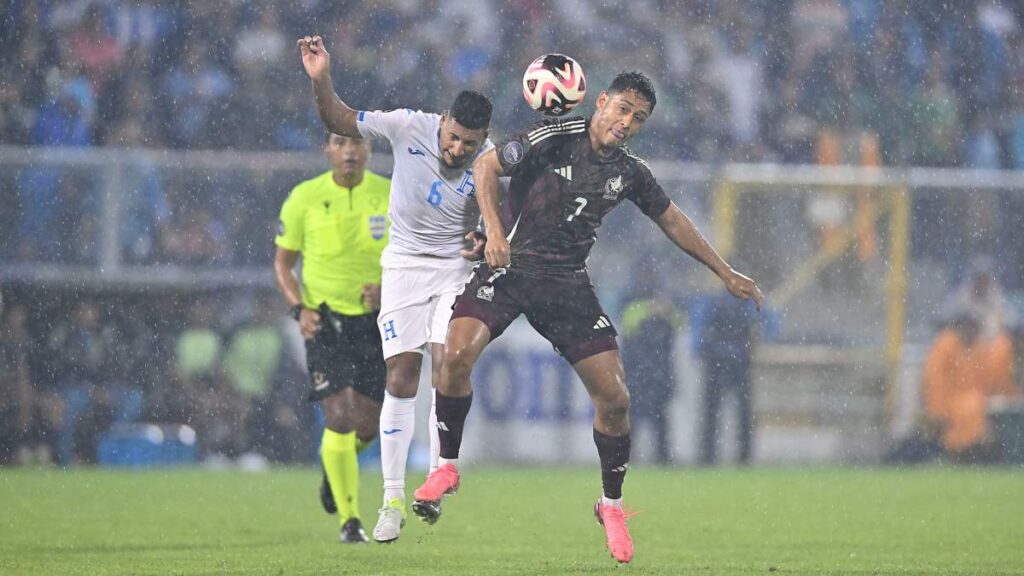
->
[449, 90, 492, 130]
[607, 71, 657, 111]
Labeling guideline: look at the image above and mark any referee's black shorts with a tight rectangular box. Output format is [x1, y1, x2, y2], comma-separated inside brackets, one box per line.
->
[305, 309, 385, 403]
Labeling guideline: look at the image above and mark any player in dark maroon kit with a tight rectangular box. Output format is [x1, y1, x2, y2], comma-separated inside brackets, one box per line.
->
[413, 72, 763, 563]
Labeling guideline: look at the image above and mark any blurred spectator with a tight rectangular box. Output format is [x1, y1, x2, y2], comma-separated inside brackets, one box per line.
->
[233, 4, 288, 79]
[162, 39, 234, 148]
[905, 51, 960, 167]
[943, 255, 1017, 342]
[620, 264, 684, 465]
[45, 299, 122, 464]
[160, 298, 243, 459]
[66, 3, 123, 97]
[16, 169, 100, 263]
[105, 114, 170, 264]
[0, 299, 33, 465]
[0, 77, 34, 145]
[691, 288, 765, 466]
[920, 315, 1018, 461]
[111, 0, 177, 72]
[222, 295, 307, 463]
[160, 200, 228, 265]
[33, 62, 95, 147]
[707, 22, 765, 148]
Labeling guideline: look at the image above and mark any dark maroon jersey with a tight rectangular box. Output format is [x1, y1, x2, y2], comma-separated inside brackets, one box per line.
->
[495, 116, 671, 276]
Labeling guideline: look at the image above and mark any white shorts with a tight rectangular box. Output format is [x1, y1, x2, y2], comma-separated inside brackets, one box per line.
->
[377, 248, 474, 359]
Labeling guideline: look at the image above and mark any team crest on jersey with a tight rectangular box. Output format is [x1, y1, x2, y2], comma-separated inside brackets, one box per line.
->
[476, 285, 494, 302]
[603, 175, 624, 200]
[369, 215, 387, 240]
[502, 141, 525, 165]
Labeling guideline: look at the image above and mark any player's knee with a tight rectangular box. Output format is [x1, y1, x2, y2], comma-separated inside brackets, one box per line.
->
[322, 396, 355, 432]
[385, 357, 420, 397]
[596, 386, 630, 421]
[440, 345, 476, 395]
[356, 420, 378, 443]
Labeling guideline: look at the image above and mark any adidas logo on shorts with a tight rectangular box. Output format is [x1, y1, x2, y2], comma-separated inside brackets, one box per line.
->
[593, 315, 611, 330]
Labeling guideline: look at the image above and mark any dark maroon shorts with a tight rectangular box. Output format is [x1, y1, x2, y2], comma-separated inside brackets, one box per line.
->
[452, 264, 618, 365]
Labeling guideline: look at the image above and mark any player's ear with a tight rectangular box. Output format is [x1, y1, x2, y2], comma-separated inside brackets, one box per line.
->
[596, 91, 609, 110]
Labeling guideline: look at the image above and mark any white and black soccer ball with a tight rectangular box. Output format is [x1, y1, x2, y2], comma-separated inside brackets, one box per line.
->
[522, 54, 586, 116]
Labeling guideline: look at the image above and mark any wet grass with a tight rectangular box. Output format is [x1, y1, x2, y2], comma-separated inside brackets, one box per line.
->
[1, 466, 1022, 575]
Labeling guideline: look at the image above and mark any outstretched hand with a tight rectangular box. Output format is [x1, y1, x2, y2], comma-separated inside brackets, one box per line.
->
[722, 268, 764, 311]
[297, 35, 331, 81]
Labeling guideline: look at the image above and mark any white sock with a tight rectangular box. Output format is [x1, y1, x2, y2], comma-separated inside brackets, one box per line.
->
[439, 457, 459, 469]
[428, 388, 440, 474]
[380, 391, 417, 504]
[601, 496, 623, 508]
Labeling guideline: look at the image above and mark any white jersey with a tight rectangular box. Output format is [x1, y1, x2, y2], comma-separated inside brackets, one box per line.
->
[356, 108, 492, 258]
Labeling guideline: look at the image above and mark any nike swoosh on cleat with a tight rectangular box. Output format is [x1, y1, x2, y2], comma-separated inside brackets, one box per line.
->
[382, 429, 403, 435]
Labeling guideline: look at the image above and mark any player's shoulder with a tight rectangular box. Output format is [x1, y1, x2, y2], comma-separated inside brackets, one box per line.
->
[523, 115, 588, 144]
[620, 145, 654, 175]
[361, 107, 419, 118]
[403, 109, 439, 126]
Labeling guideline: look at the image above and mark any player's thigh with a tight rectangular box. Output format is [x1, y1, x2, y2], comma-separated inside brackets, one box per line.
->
[572, 349, 629, 405]
[525, 275, 618, 366]
[574, 351, 632, 437]
[379, 266, 436, 358]
[427, 290, 458, 345]
[425, 263, 474, 345]
[378, 302, 432, 360]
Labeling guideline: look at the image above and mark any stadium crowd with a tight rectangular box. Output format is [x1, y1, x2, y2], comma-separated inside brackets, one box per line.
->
[3, 0, 1024, 166]
[0, 288, 315, 466]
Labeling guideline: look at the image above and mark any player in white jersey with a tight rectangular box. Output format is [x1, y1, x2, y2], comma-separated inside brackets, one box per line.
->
[298, 35, 492, 543]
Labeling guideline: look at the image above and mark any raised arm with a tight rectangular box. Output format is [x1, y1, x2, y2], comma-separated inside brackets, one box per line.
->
[654, 202, 763, 310]
[472, 149, 510, 268]
[297, 35, 360, 137]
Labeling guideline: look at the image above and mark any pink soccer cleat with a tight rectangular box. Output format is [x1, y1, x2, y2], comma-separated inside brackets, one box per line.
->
[412, 463, 461, 524]
[594, 500, 635, 563]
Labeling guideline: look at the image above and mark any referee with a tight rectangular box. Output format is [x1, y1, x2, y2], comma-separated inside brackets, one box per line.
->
[273, 132, 390, 543]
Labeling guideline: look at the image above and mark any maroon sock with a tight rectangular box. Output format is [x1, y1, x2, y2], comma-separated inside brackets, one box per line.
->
[435, 391, 473, 459]
[593, 428, 631, 499]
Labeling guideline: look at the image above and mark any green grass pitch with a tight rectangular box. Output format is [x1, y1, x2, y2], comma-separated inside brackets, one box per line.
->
[1, 467, 1022, 575]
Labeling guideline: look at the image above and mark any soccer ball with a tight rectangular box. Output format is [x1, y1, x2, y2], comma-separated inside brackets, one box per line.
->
[522, 54, 586, 116]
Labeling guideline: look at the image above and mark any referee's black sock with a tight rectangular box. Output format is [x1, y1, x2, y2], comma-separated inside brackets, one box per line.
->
[435, 391, 473, 460]
[594, 428, 631, 500]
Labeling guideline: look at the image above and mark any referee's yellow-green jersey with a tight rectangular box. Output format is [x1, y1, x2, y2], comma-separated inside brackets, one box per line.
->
[275, 170, 391, 316]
